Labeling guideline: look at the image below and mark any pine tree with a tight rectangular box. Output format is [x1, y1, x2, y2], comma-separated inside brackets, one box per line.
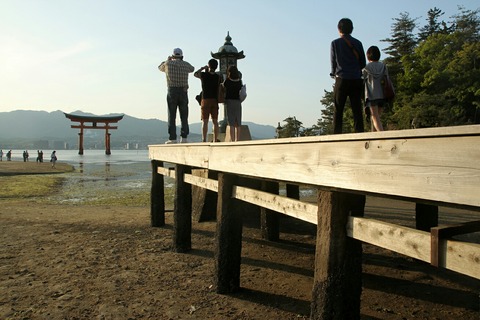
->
[418, 7, 453, 41]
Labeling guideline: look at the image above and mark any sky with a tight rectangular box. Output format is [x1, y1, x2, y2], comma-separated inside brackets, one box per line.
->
[0, 1, 478, 128]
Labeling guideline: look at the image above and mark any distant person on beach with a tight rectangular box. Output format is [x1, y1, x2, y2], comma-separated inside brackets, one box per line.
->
[223, 65, 243, 142]
[363, 45, 387, 131]
[330, 18, 366, 134]
[6, 150, 12, 161]
[194, 59, 221, 142]
[36, 150, 44, 163]
[23, 150, 29, 162]
[0, 149, 3, 161]
[50, 150, 57, 168]
[158, 48, 195, 144]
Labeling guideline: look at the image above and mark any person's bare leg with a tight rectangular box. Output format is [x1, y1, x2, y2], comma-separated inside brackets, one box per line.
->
[370, 105, 383, 131]
[229, 125, 235, 142]
[235, 124, 241, 142]
[202, 118, 209, 142]
[212, 118, 219, 142]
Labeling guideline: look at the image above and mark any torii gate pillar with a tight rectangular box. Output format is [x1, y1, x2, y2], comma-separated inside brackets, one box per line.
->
[78, 129, 84, 155]
[106, 131, 112, 155]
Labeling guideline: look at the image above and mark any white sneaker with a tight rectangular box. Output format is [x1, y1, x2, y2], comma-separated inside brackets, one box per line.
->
[180, 137, 188, 143]
[165, 139, 177, 144]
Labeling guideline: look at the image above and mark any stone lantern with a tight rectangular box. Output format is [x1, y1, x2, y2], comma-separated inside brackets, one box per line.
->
[211, 32, 245, 133]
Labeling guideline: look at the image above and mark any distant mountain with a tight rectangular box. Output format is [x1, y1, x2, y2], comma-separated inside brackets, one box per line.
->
[0, 110, 276, 149]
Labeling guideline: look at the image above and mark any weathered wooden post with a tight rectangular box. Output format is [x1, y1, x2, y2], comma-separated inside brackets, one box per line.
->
[415, 203, 438, 231]
[286, 183, 300, 200]
[150, 160, 165, 227]
[192, 169, 218, 222]
[215, 173, 242, 293]
[173, 164, 192, 253]
[260, 180, 280, 241]
[311, 191, 365, 320]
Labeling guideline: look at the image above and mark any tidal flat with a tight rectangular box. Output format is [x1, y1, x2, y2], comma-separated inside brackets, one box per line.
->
[0, 161, 174, 207]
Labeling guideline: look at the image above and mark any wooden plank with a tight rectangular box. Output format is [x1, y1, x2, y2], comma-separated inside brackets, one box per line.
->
[430, 220, 480, 267]
[347, 217, 480, 279]
[149, 126, 480, 208]
[232, 185, 318, 225]
[207, 136, 480, 207]
[442, 238, 480, 279]
[347, 216, 431, 262]
[150, 145, 211, 169]
[184, 173, 218, 192]
[157, 166, 176, 178]
[183, 173, 318, 224]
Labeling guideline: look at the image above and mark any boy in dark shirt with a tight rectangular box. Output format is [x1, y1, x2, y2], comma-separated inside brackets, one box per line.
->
[194, 59, 221, 142]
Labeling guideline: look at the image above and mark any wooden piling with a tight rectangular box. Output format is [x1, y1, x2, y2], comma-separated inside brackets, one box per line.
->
[150, 160, 165, 227]
[311, 191, 364, 320]
[173, 164, 192, 253]
[260, 180, 280, 241]
[286, 183, 300, 200]
[215, 173, 242, 293]
[416, 203, 439, 231]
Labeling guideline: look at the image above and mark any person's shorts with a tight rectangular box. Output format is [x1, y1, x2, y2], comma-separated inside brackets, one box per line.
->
[201, 99, 219, 120]
[366, 99, 385, 108]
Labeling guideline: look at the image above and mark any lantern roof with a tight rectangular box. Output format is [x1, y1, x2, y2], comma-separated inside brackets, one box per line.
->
[211, 32, 245, 59]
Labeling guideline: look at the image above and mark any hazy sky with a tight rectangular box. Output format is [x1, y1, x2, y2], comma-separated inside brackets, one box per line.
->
[0, 1, 478, 127]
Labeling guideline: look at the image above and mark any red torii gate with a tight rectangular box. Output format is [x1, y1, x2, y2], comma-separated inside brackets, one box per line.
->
[64, 113, 124, 155]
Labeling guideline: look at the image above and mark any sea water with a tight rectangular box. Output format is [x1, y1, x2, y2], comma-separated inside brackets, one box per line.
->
[6, 149, 157, 203]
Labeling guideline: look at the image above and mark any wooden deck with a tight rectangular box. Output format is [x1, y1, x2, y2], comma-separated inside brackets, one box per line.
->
[149, 125, 480, 319]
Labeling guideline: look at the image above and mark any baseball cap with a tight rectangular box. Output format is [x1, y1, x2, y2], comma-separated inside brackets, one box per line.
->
[173, 48, 183, 57]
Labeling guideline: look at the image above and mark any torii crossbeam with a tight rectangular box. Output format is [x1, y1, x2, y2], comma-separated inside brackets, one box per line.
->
[64, 113, 124, 155]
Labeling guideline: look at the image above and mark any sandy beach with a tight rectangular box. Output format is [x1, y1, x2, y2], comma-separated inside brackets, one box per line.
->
[0, 161, 479, 319]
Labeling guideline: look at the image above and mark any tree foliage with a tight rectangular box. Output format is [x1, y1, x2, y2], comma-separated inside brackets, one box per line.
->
[418, 7, 453, 41]
[276, 116, 304, 138]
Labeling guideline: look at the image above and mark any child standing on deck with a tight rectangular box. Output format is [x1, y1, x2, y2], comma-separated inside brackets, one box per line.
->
[363, 45, 388, 131]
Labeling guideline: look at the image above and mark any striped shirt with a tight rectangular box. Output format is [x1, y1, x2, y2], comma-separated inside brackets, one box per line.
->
[158, 59, 194, 88]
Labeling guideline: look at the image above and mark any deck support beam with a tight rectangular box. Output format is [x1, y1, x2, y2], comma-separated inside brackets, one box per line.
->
[311, 191, 365, 320]
[215, 173, 243, 293]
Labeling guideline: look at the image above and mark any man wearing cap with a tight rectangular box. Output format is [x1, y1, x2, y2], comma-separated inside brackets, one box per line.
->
[158, 48, 195, 143]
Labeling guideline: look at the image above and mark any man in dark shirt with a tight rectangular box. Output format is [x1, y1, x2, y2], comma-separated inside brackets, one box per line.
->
[194, 59, 221, 142]
[330, 18, 366, 134]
